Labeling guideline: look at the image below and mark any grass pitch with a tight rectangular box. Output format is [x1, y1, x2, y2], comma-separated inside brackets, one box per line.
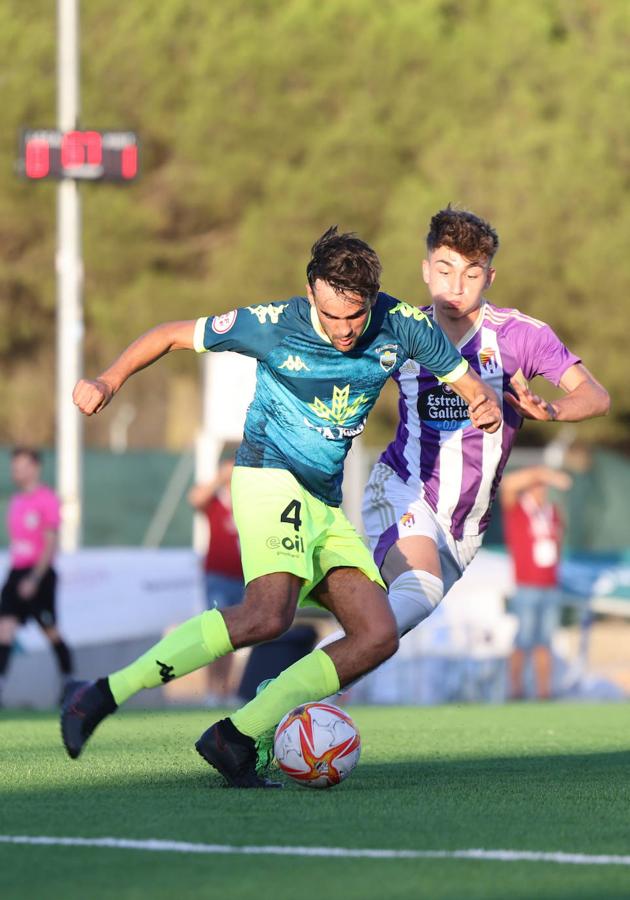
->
[1, 703, 630, 899]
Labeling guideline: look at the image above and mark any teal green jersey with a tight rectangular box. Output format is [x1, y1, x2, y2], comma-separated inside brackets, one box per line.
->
[194, 293, 467, 506]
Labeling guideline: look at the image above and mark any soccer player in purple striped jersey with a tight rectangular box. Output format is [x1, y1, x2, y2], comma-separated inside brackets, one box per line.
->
[359, 205, 610, 641]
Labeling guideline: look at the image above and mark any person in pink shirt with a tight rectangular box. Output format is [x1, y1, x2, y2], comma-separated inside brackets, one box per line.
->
[0, 447, 74, 706]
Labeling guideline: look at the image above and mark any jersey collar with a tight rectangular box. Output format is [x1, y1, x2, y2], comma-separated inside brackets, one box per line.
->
[432, 299, 487, 350]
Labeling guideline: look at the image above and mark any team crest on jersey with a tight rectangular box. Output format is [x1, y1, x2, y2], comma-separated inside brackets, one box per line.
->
[478, 347, 498, 373]
[279, 355, 310, 372]
[388, 301, 432, 326]
[400, 512, 415, 528]
[375, 343, 398, 372]
[211, 310, 237, 334]
[309, 384, 368, 426]
[247, 303, 288, 325]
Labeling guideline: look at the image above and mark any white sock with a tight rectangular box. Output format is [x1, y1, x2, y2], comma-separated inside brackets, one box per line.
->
[388, 570, 444, 636]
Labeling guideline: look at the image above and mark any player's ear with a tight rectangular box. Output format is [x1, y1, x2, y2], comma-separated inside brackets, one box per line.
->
[421, 259, 430, 285]
[306, 282, 315, 305]
[485, 266, 496, 289]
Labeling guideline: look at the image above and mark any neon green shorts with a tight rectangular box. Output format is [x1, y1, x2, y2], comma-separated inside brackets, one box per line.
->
[231, 466, 384, 608]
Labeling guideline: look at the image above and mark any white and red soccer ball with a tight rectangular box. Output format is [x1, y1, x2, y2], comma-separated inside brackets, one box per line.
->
[273, 702, 361, 788]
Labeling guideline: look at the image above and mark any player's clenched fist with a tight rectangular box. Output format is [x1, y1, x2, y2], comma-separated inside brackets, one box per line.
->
[72, 378, 114, 415]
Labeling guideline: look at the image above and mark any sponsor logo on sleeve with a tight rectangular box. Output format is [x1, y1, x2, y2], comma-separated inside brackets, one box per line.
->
[247, 303, 288, 324]
[388, 301, 432, 326]
[211, 310, 237, 334]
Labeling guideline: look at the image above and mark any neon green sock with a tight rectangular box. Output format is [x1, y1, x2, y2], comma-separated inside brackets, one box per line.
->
[231, 649, 340, 739]
[108, 609, 233, 705]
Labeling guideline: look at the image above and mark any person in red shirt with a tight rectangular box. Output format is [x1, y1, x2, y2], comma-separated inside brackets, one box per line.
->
[0, 447, 74, 706]
[188, 449, 244, 706]
[501, 465, 572, 700]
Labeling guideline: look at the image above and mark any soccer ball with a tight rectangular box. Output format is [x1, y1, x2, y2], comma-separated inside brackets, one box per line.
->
[273, 702, 361, 788]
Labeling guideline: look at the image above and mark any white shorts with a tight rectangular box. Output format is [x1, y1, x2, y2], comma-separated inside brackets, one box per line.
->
[362, 462, 483, 593]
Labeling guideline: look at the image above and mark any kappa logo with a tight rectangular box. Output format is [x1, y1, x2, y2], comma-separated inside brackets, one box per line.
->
[478, 347, 498, 373]
[389, 301, 432, 326]
[211, 310, 237, 334]
[279, 354, 310, 372]
[309, 384, 368, 426]
[156, 659, 175, 684]
[247, 303, 288, 325]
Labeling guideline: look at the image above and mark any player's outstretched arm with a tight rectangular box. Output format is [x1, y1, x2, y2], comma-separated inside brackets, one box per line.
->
[450, 368, 502, 433]
[73, 320, 196, 416]
[504, 363, 610, 422]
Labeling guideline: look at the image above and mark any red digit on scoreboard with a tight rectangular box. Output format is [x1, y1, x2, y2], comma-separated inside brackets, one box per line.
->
[61, 130, 103, 168]
[25, 138, 50, 179]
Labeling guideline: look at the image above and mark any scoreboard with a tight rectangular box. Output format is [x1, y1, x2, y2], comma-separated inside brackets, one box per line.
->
[19, 129, 139, 182]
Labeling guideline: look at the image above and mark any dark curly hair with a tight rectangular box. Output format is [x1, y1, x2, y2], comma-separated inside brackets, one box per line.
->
[426, 205, 499, 261]
[307, 226, 381, 303]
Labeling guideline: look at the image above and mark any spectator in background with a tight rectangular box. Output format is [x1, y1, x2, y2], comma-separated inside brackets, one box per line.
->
[501, 465, 572, 700]
[188, 447, 243, 706]
[0, 447, 74, 706]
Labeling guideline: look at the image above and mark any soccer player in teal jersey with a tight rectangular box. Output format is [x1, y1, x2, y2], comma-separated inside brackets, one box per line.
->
[62, 227, 502, 787]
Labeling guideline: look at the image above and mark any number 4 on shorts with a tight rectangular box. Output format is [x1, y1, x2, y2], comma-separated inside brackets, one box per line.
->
[280, 499, 302, 532]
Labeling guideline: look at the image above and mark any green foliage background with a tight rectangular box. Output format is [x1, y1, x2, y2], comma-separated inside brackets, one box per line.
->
[1, 0, 628, 448]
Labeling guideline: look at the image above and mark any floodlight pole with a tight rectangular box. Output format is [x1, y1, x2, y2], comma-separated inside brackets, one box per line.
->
[56, 0, 83, 551]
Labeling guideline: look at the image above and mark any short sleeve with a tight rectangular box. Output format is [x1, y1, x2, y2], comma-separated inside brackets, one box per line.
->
[516, 322, 581, 386]
[390, 302, 467, 381]
[194, 302, 291, 360]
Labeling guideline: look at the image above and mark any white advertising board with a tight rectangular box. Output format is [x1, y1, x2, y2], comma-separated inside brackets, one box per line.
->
[0, 549, 204, 650]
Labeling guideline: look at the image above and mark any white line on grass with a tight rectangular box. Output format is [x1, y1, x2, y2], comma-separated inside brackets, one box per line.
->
[1, 836, 630, 866]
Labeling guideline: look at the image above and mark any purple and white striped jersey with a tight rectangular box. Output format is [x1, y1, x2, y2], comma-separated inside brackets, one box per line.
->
[379, 302, 580, 540]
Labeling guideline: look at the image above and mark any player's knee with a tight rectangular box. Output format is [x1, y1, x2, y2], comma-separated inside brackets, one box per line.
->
[361, 615, 398, 668]
[377, 624, 399, 663]
[251, 608, 293, 643]
[389, 570, 444, 637]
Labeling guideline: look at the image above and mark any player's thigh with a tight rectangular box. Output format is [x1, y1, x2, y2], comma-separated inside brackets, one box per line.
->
[309, 508, 393, 636]
[231, 466, 326, 586]
[381, 536, 441, 585]
[363, 464, 442, 578]
[302, 502, 384, 605]
[223, 571, 303, 648]
[314, 566, 394, 639]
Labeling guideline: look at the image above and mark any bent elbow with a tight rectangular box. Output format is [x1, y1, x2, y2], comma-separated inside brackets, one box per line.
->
[599, 389, 611, 417]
